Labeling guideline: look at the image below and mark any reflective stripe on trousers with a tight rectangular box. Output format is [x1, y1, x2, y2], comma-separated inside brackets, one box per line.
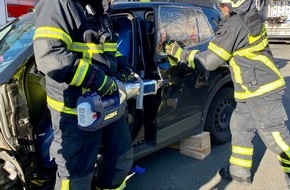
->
[229, 90, 290, 177]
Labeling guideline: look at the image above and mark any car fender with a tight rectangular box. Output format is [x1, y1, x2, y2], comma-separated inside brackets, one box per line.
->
[200, 68, 233, 130]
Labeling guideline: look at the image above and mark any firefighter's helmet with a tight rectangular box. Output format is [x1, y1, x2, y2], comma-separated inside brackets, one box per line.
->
[212, 0, 247, 8]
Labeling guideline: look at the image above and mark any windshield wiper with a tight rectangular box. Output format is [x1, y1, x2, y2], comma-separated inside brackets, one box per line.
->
[0, 18, 19, 32]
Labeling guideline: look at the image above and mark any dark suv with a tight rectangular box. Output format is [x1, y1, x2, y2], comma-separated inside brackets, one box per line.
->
[0, 2, 235, 189]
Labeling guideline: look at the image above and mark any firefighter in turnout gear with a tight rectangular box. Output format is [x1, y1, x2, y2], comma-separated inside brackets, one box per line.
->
[33, 0, 134, 189]
[164, 0, 290, 187]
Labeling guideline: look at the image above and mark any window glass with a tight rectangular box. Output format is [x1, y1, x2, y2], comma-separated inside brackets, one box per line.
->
[196, 8, 214, 43]
[0, 15, 35, 74]
[156, 5, 214, 55]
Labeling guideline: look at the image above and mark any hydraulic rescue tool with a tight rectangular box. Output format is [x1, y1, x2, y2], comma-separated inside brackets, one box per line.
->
[76, 73, 161, 131]
[77, 80, 127, 131]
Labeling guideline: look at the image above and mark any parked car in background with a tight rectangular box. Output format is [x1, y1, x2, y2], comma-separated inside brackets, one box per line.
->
[0, 2, 235, 189]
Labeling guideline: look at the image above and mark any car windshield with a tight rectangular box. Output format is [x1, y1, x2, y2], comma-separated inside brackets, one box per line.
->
[0, 13, 35, 74]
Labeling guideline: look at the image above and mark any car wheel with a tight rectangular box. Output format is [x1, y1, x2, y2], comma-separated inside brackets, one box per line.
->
[205, 87, 236, 145]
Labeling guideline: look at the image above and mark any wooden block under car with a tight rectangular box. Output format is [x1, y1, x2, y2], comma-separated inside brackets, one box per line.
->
[179, 132, 211, 160]
[179, 131, 211, 149]
[180, 147, 211, 160]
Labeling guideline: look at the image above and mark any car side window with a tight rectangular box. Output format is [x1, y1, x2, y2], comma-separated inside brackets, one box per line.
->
[156, 5, 214, 55]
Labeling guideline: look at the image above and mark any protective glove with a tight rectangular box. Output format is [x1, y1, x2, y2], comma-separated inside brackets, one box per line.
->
[164, 41, 199, 69]
[164, 41, 183, 62]
[167, 55, 178, 67]
[116, 56, 135, 82]
[98, 75, 118, 97]
[119, 68, 135, 82]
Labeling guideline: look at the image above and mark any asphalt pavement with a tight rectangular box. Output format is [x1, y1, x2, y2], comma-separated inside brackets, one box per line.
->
[125, 43, 290, 190]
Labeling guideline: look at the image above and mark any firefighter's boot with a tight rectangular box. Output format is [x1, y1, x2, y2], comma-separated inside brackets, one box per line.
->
[219, 166, 251, 185]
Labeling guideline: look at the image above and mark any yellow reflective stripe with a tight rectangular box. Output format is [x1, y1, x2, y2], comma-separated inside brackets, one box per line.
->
[188, 50, 199, 69]
[114, 179, 126, 190]
[231, 39, 269, 87]
[70, 42, 102, 65]
[47, 96, 77, 115]
[231, 37, 285, 100]
[234, 37, 268, 56]
[116, 51, 123, 57]
[235, 78, 285, 100]
[101, 179, 126, 190]
[245, 54, 284, 80]
[248, 24, 267, 44]
[278, 155, 290, 165]
[70, 42, 103, 53]
[33, 27, 101, 67]
[229, 59, 243, 84]
[281, 166, 290, 173]
[98, 75, 108, 91]
[61, 179, 70, 190]
[83, 52, 92, 64]
[175, 48, 183, 62]
[168, 56, 178, 66]
[230, 59, 249, 93]
[33, 27, 72, 48]
[70, 59, 90, 86]
[232, 146, 253, 156]
[230, 156, 252, 168]
[82, 87, 90, 94]
[208, 42, 231, 61]
[272, 132, 290, 157]
[103, 42, 117, 52]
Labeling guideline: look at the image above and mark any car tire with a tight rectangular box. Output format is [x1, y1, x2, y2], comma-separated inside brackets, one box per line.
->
[205, 87, 236, 145]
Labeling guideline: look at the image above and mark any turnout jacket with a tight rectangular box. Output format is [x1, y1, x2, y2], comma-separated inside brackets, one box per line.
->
[188, 8, 285, 102]
[33, 0, 125, 114]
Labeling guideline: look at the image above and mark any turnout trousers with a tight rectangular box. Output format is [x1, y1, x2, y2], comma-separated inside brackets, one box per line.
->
[49, 109, 133, 190]
[229, 90, 290, 178]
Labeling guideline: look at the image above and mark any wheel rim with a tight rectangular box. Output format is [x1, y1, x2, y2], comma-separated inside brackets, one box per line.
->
[214, 98, 234, 133]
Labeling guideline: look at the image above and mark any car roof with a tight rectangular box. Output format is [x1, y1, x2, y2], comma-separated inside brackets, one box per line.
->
[111, 1, 214, 9]
[111, 1, 207, 12]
